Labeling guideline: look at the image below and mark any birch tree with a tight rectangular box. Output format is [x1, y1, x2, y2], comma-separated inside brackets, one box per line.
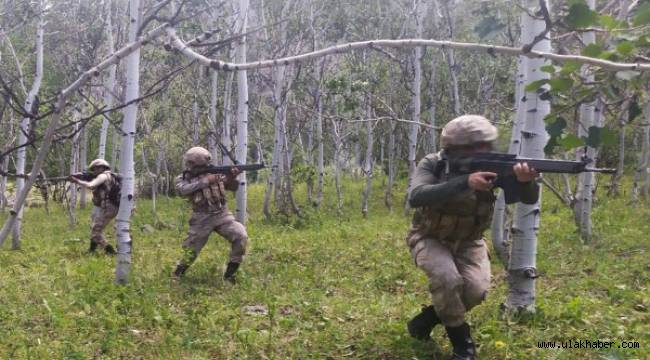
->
[115, 0, 142, 284]
[506, 0, 551, 313]
[99, 0, 117, 160]
[11, 2, 44, 249]
[234, 0, 250, 224]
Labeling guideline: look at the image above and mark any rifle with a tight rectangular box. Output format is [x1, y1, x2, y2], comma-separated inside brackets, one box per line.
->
[38, 171, 96, 183]
[183, 163, 265, 179]
[447, 152, 616, 204]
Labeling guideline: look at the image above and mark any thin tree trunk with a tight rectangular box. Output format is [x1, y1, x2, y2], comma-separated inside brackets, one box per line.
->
[574, 1, 597, 242]
[314, 62, 325, 208]
[385, 119, 397, 211]
[234, 0, 250, 224]
[429, 52, 438, 153]
[361, 95, 373, 218]
[506, 0, 551, 313]
[11, 3, 44, 249]
[222, 70, 235, 166]
[491, 48, 527, 265]
[640, 102, 650, 197]
[208, 69, 219, 163]
[404, 0, 424, 215]
[115, 0, 142, 284]
[99, 0, 116, 160]
[68, 113, 80, 225]
[263, 65, 286, 218]
[79, 122, 88, 208]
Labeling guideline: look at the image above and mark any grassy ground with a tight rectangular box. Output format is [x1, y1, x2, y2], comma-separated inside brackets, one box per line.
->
[0, 175, 648, 359]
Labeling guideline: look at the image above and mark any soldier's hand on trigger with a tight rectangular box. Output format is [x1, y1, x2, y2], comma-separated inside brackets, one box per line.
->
[468, 172, 497, 191]
[230, 167, 241, 177]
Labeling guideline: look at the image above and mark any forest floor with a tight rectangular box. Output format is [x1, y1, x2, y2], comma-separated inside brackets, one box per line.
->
[0, 176, 648, 359]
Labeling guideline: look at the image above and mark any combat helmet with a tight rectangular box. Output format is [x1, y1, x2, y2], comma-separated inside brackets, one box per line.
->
[183, 147, 211, 168]
[440, 115, 498, 149]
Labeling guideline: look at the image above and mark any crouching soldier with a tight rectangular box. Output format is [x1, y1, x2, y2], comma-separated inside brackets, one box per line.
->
[173, 146, 248, 284]
[70, 159, 121, 255]
[405, 115, 539, 360]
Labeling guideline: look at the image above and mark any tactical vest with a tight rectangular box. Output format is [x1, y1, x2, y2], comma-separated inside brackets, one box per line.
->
[92, 171, 116, 208]
[410, 152, 495, 244]
[189, 174, 227, 211]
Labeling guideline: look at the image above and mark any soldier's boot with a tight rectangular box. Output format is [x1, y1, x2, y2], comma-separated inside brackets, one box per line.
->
[173, 263, 189, 278]
[104, 244, 116, 255]
[224, 262, 240, 284]
[445, 323, 476, 360]
[89, 240, 98, 253]
[407, 305, 441, 341]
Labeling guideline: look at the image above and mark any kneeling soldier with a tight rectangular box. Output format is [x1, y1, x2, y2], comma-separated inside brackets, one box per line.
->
[173, 146, 248, 284]
[405, 115, 539, 360]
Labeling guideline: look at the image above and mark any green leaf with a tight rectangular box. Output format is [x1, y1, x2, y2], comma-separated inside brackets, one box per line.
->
[549, 77, 574, 92]
[546, 117, 567, 137]
[565, 2, 599, 29]
[629, 101, 642, 122]
[615, 70, 641, 80]
[599, 50, 618, 60]
[586, 127, 616, 147]
[560, 61, 581, 75]
[616, 41, 635, 55]
[540, 65, 557, 73]
[525, 79, 549, 92]
[581, 43, 603, 57]
[598, 15, 619, 30]
[558, 134, 585, 150]
[633, 3, 650, 26]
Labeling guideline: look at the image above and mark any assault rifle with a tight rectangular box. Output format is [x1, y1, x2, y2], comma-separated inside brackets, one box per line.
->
[447, 152, 616, 204]
[46, 171, 96, 183]
[0, 170, 95, 183]
[183, 163, 265, 179]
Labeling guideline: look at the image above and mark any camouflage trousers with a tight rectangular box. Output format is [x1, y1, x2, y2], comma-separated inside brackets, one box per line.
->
[408, 234, 491, 327]
[178, 209, 248, 268]
[91, 204, 118, 247]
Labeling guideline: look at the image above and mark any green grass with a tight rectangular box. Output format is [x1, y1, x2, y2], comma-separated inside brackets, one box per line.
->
[0, 175, 648, 359]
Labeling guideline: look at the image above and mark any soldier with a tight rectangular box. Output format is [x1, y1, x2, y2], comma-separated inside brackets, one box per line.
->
[69, 159, 121, 255]
[405, 115, 539, 360]
[172, 146, 248, 284]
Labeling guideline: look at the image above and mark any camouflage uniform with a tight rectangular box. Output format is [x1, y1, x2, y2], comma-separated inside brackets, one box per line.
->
[406, 115, 539, 359]
[173, 147, 248, 282]
[75, 159, 118, 254]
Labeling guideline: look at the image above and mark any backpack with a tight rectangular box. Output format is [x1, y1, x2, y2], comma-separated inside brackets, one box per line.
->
[107, 172, 122, 206]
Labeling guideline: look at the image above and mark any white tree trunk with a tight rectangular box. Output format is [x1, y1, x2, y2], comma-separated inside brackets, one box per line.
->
[361, 95, 373, 218]
[0, 107, 13, 212]
[404, 0, 424, 214]
[640, 102, 650, 197]
[68, 117, 80, 225]
[222, 70, 235, 165]
[385, 119, 397, 211]
[115, 0, 142, 284]
[11, 4, 44, 249]
[506, 0, 551, 312]
[491, 39, 528, 265]
[99, 0, 117, 160]
[315, 68, 325, 207]
[429, 53, 438, 153]
[234, 0, 250, 224]
[574, 0, 597, 242]
[208, 69, 219, 163]
[263, 65, 287, 218]
[79, 122, 88, 208]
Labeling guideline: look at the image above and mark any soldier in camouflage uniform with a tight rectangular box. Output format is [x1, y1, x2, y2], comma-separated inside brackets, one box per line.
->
[405, 115, 539, 360]
[70, 159, 119, 255]
[172, 146, 248, 284]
